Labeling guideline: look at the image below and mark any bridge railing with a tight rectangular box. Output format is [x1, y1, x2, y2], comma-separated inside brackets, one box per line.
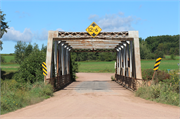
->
[46, 74, 71, 91]
[115, 74, 144, 91]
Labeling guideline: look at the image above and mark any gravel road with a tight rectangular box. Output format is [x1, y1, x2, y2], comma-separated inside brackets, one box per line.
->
[1, 73, 179, 119]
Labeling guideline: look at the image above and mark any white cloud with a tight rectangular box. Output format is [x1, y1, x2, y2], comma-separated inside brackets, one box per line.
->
[1, 27, 64, 42]
[118, 12, 124, 16]
[33, 29, 48, 41]
[56, 28, 64, 31]
[2, 27, 33, 42]
[88, 14, 99, 20]
[89, 13, 141, 32]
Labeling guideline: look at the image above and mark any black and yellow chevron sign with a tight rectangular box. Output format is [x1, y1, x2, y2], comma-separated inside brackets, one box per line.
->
[42, 62, 47, 76]
[153, 57, 162, 71]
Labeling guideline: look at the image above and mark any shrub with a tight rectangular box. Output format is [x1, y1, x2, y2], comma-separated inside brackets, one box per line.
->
[142, 69, 170, 83]
[170, 54, 175, 60]
[10, 59, 17, 63]
[142, 69, 154, 81]
[111, 76, 115, 81]
[13, 49, 46, 84]
[155, 70, 170, 83]
[1, 56, 6, 63]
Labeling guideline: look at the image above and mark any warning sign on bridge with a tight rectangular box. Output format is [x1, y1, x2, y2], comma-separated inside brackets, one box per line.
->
[86, 22, 102, 38]
[42, 62, 47, 76]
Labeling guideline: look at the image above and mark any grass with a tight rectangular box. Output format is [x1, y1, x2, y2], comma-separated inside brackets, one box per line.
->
[77, 60, 179, 73]
[164, 55, 180, 60]
[2, 55, 15, 63]
[1, 80, 54, 114]
[0, 64, 20, 72]
[77, 61, 116, 73]
[141, 60, 179, 71]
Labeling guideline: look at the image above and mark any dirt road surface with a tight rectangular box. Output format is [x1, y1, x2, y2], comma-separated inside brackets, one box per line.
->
[1, 73, 179, 119]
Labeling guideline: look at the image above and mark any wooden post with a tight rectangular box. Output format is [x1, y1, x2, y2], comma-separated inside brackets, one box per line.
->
[151, 71, 156, 85]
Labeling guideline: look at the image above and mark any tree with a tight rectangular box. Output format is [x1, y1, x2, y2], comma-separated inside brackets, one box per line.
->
[0, 9, 9, 50]
[0, 40, 3, 50]
[14, 41, 41, 64]
[24, 43, 33, 57]
[14, 49, 46, 83]
[139, 40, 151, 59]
[14, 41, 27, 64]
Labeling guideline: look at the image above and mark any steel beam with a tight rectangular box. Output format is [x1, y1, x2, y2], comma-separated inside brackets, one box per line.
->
[126, 42, 129, 77]
[61, 42, 65, 75]
[58, 41, 61, 76]
[118, 46, 121, 75]
[129, 41, 133, 77]
[54, 41, 58, 77]
[64, 44, 67, 75]
[53, 37, 133, 41]
[66, 46, 69, 74]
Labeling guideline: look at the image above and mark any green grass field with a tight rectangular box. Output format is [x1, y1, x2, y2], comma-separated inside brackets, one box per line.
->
[0, 64, 20, 72]
[77, 60, 179, 73]
[2, 55, 15, 63]
[1, 55, 179, 73]
[77, 61, 116, 73]
[164, 55, 180, 60]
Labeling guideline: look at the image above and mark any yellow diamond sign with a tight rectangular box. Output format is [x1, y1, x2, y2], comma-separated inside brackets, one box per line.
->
[86, 22, 102, 38]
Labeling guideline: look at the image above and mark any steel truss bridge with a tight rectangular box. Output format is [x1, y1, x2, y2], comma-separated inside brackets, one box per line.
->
[45, 31, 143, 91]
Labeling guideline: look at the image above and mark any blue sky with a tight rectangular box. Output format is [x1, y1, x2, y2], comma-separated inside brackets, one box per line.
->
[0, 0, 179, 54]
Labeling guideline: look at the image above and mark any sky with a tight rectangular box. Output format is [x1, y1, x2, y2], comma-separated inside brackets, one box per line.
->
[0, 0, 179, 54]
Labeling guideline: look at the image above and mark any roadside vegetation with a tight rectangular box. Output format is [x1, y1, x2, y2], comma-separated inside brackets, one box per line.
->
[135, 69, 179, 106]
[1, 80, 53, 114]
[1, 41, 78, 114]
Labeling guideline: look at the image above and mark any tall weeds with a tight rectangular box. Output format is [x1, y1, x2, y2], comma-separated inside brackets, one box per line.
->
[136, 69, 179, 106]
[1, 79, 53, 114]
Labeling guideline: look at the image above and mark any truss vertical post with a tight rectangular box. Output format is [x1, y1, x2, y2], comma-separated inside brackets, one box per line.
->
[61, 42, 65, 75]
[68, 47, 71, 75]
[123, 43, 126, 76]
[118, 46, 121, 75]
[54, 41, 57, 77]
[58, 41, 61, 76]
[129, 41, 133, 77]
[116, 50, 118, 75]
[66, 46, 69, 74]
[64, 44, 67, 75]
[126, 42, 129, 77]
[117, 49, 119, 75]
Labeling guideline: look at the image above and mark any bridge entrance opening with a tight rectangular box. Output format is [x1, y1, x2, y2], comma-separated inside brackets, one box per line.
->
[45, 31, 142, 91]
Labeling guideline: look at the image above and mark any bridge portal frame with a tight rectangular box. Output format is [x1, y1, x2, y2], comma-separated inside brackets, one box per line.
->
[44, 31, 142, 90]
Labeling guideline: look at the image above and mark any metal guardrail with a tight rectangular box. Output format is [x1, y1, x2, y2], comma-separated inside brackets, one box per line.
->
[115, 74, 144, 91]
[46, 74, 71, 91]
